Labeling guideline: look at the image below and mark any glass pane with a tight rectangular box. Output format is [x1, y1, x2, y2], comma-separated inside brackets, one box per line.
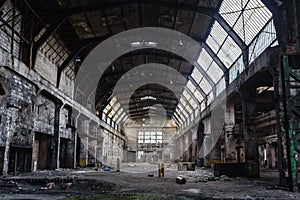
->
[217, 36, 242, 68]
[191, 67, 203, 83]
[206, 21, 228, 53]
[199, 78, 212, 94]
[219, 0, 243, 27]
[194, 89, 204, 102]
[206, 61, 224, 83]
[197, 49, 212, 71]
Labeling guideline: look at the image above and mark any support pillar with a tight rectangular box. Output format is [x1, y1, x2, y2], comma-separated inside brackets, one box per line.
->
[196, 122, 204, 166]
[224, 104, 236, 162]
[2, 108, 18, 175]
[240, 89, 259, 178]
[211, 106, 224, 166]
[50, 103, 62, 170]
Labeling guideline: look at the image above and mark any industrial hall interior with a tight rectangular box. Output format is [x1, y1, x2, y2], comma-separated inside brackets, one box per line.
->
[0, 0, 300, 199]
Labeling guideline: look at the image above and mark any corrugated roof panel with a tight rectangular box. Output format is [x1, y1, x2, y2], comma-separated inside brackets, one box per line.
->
[206, 21, 228, 53]
[181, 109, 189, 119]
[185, 103, 193, 114]
[200, 102, 206, 112]
[248, 20, 277, 63]
[219, 0, 242, 27]
[180, 98, 193, 114]
[242, 6, 272, 44]
[191, 67, 203, 83]
[197, 49, 212, 71]
[229, 55, 244, 83]
[116, 112, 126, 124]
[199, 78, 212, 94]
[194, 89, 204, 102]
[174, 111, 183, 124]
[189, 97, 198, 109]
[206, 61, 223, 83]
[117, 108, 123, 116]
[217, 36, 242, 68]
[113, 113, 119, 122]
[187, 80, 196, 93]
[216, 78, 226, 96]
[207, 91, 214, 104]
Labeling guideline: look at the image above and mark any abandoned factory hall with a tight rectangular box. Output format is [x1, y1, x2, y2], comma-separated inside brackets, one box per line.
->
[0, 0, 300, 199]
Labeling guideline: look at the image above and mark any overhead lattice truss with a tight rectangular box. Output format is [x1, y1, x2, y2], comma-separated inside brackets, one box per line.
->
[101, 0, 277, 129]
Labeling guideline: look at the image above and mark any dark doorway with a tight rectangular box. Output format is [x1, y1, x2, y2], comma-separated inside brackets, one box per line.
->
[127, 151, 136, 162]
[34, 132, 51, 170]
[60, 138, 74, 168]
[8, 147, 32, 173]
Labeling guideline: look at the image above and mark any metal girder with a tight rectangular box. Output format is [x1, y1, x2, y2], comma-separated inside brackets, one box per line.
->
[174, 109, 184, 122]
[129, 108, 174, 116]
[260, 0, 284, 48]
[57, 0, 248, 68]
[55, 0, 215, 17]
[188, 75, 206, 98]
[56, 44, 84, 87]
[118, 112, 128, 124]
[212, 12, 249, 68]
[56, 35, 111, 87]
[33, 0, 249, 72]
[179, 90, 194, 112]
[31, 15, 66, 69]
[199, 41, 229, 87]
[173, 114, 182, 125]
[193, 61, 215, 88]
[177, 99, 192, 117]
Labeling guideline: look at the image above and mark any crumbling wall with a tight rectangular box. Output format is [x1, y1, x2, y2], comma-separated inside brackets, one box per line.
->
[34, 95, 55, 135]
[2, 71, 35, 147]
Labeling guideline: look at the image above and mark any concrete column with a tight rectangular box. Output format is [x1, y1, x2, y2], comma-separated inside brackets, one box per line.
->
[241, 89, 259, 177]
[96, 126, 103, 164]
[266, 143, 271, 168]
[203, 118, 212, 167]
[188, 132, 192, 161]
[211, 106, 224, 166]
[224, 104, 236, 162]
[197, 122, 204, 167]
[77, 118, 90, 167]
[85, 120, 91, 166]
[57, 104, 65, 169]
[179, 136, 184, 161]
[51, 103, 62, 170]
[2, 108, 18, 175]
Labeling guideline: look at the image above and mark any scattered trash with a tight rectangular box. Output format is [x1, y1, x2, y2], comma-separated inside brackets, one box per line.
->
[207, 176, 217, 181]
[103, 167, 111, 171]
[220, 175, 231, 181]
[176, 176, 186, 184]
[61, 182, 72, 190]
[40, 182, 55, 190]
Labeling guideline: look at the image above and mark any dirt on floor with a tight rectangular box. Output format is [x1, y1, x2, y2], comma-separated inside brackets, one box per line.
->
[0, 163, 299, 200]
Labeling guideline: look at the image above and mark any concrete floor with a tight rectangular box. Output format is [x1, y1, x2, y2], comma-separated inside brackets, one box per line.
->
[1, 163, 299, 199]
